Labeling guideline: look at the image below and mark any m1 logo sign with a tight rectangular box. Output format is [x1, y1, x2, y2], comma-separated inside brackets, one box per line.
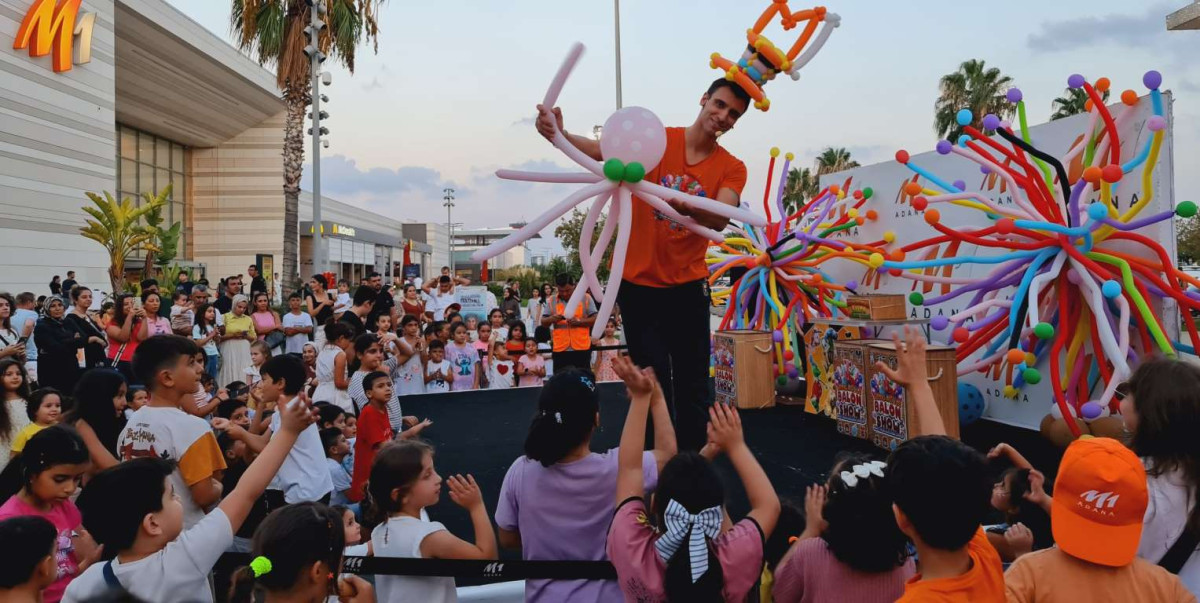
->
[13, 0, 96, 73]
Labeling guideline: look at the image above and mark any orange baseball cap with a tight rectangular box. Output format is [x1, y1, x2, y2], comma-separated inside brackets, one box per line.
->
[1051, 437, 1148, 567]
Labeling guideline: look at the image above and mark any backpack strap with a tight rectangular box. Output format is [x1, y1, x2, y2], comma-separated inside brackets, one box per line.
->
[102, 560, 127, 592]
[1158, 528, 1200, 575]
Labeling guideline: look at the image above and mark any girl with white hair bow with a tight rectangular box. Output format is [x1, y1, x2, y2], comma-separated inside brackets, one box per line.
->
[607, 355, 780, 602]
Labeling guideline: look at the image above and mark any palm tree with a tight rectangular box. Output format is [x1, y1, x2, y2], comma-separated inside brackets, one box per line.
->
[782, 166, 818, 215]
[934, 59, 1016, 141]
[814, 147, 859, 176]
[81, 191, 163, 294]
[230, 0, 387, 296]
[1050, 87, 1110, 121]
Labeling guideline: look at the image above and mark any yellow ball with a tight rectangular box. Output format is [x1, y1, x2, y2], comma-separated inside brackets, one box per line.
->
[883, 231, 896, 243]
[847, 208, 859, 219]
[785, 152, 794, 161]
[1003, 385, 1018, 398]
[770, 147, 780, 157]
[1025, 352, 1037, 366]
[1079, 434, 1095, 440]
[837, 190, 846, 199]
[843, 246, 854, 254]
[710, 52, 721, 60]
[868, 253, 885, 268]
[709, 366, 715, 377]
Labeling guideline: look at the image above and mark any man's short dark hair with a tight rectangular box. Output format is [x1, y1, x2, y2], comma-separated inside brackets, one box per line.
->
[885, 435, 991, 550]
[132, 335, 199, 391]
[76, 457, 175, 558]
[428, 339, 446, 351]
[261, 354, 306, 396]
[363, 370, 390, 393]
[438, 275, 451, 285]
[705, 78, 751, 108]
[554, 272, 574, 287]
[368, 271, 382, 279]
[0, 516, 56, 587]
[288, 292, 303, 301]
[15, 292, 35, 305]
[352, 286, 376, 307]
[140, 278, 158, 291]
[216, 397, 247, 420]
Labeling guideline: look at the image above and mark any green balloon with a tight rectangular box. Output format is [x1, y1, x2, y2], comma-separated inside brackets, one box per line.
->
[776, 375, 789, 387]
[1022, 367, 1042, 385]
[909, 292, 924, 306]
[1033, 322, 1055, 340]
[623, 162, 645, 183]
[1177, 201, 1198, 218]
[985, 212, 999, 220]
[862, 187, 873, 199]
[603, 158, 625, 181]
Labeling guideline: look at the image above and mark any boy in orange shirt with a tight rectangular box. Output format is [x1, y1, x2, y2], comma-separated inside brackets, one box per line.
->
[876, 327, 1006, 602]
[1004, 437, 1193, 602]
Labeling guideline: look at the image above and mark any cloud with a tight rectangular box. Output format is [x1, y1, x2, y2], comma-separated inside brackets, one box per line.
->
[1025, 4, 1197, 69]
[511, 116, 536, 127]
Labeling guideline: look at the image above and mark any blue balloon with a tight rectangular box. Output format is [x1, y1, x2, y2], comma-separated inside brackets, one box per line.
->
[956, 109, 973, 126]
[1087, 202, 1109, 221]
[1101, 280, 1122, 299]
[957, 382, 986, 425]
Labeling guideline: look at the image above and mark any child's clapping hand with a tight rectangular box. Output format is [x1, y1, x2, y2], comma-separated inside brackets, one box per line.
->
[613, 355, 654, 400]
[278, 394, 319, 435]
[447, 474, 483, 511]
[801, 484, 828, 539]
[708, 403, 745, 451]
[875, 326, 928, 386]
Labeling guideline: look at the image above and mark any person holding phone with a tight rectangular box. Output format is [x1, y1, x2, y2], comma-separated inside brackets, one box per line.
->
[105, 294, 145, 384]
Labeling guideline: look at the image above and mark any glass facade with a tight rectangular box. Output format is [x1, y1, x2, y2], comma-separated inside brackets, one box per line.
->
[115, 124, 188, 257]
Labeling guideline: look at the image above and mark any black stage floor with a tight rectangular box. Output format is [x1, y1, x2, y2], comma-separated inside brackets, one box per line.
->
[400, 382, 1065, 554]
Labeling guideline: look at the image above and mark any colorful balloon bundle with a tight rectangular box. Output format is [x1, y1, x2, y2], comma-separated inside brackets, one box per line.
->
[873, 70, 1199, 439]
[708, 148, 884, 383]
[472, 43, 767, 339]
[709, 1, 840, 111]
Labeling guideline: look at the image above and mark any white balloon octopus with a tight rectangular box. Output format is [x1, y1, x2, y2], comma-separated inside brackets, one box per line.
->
[471, 42, 767, 338]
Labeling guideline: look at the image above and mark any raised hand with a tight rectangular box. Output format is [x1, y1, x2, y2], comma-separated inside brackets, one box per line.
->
[278, 395, 318, 435]
[802, 484, 828, 537]
[708, 403, 745, 451]
[874, 326, 928, 387]
[535, 104, 564, 141]
[613, 355, 653, 399]
[1004, 522, 1034, 557]
[447, 474, 483, 511]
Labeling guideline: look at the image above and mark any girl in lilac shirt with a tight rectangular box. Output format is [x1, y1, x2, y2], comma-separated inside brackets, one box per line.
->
[495, 367, 677, 603]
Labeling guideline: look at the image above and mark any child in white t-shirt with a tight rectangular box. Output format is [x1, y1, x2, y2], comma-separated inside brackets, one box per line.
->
[333, 280, 352, 316]
[64, 392, 315, 603]
[425, 340, 452, 393]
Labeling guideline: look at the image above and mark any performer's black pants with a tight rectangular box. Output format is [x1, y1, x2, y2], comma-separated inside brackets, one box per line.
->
[617, 278, 711, 451]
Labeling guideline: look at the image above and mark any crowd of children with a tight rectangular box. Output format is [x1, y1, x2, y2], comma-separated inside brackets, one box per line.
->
[0, 315, 1198, 603]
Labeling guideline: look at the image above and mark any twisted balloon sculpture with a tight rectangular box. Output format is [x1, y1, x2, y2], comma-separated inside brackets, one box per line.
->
[874, 70, 1199, 438]
[471, 43, 767, 339]
[708, 147, 881, 383]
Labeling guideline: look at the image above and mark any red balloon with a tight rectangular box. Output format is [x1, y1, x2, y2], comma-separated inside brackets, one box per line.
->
[912, 196, 928, 211]
[1101, 164, 1123, 183]
[996, 218, 1016, 234]
[895, 150, 910, 164]
[888, 268, 902, 277]
[953, 327, 970, 343]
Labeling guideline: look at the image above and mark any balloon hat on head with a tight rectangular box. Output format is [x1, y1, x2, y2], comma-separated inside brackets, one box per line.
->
[471, 43, 767, 340]
[709, 2, 840, 111]
[708, 147, 881, 384]
[873, 70, 1200, 440]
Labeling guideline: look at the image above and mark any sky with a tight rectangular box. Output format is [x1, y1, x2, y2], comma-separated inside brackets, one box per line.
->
[166, 1, 1200, 259]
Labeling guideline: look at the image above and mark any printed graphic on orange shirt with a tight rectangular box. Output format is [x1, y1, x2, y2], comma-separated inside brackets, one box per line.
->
[654, 173, 708, 234]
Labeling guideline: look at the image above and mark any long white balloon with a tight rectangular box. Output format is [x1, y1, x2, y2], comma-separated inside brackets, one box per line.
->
[788, 15, 839, 73]
[568, 190, 614, 316]
[470, 181, 615, 262]
[496, 170, 600, 184]
[638, 191, 724, 241]
[590, 187, 635, 339]
[633, 180, 767, 226]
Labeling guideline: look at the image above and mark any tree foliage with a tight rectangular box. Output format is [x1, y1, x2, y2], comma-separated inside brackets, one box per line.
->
[80, 191, 162, 294]
[1178, 218, 1200, 266]
[554, 207, 614, 281]
[934, 59, 1016, 141]
[1050, 87, 1110, 121]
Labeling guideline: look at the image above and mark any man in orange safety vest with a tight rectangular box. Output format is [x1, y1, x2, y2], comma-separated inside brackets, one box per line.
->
[540, 272, 596, 373]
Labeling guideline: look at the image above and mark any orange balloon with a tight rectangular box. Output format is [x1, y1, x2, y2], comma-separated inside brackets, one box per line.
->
[866, 209, 878, 220]
[904, 182, 923, 196]
[1095, 77, 1111, 93]
[889, 249, 906, 261]
[1121, 90, 1138, 106]
[855, 216, 865, 225]
[1084, 99, 1094, 112]
[830, 184, 841, 195]
[1082, 166, 1103, 183]
[924, 209, 941, 225]
[1006, 348, 1026, 365]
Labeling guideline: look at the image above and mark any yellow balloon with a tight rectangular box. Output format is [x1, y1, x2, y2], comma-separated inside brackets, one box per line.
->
[869, 253, 884, 268]
[883, 231, 896, 243]
[770, 147, 780, 157]
[847, 208, 859, 219]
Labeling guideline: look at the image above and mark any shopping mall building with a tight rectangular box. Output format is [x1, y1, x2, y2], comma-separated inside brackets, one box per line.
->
[0, 0, 448, 296]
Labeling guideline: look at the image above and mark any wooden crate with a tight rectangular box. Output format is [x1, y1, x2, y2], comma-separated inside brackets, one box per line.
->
[712, 330, 775, 409]
[845, 294, 907, 321]
[832, 340, 887, 440]
[865, 342, 959, 451]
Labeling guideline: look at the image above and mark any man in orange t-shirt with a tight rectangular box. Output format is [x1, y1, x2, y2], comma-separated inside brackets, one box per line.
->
[535, 79, 749, 450]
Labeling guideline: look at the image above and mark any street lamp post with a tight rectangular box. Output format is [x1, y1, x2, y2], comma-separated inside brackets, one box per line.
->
[613, 0, 623, 109]
[443, 188, 456, 274]
[304, 0, 331, 275]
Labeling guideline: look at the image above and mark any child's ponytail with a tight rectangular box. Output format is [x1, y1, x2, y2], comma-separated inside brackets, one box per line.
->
[0, 425, 88, 502]
[227, 502, 344, 603]
[523, 368, 599, 467]
[653, 452, 727, 602]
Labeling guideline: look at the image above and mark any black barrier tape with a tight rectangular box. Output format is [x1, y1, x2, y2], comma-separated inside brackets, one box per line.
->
[217, 553, 617, 581]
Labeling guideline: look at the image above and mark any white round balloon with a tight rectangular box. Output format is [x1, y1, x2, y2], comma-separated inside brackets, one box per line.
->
[600, 107, 667, 171]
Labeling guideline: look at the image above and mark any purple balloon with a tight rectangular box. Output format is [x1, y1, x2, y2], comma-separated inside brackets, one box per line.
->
[844, 280, 858, 291]
[1066, 269, 1081, 285]
[773, 330, 784, 343]
[1148, 116, 1166, 132]
[1068, 74, 1086, 89]
[931, 315, 950, 331]
[1143, 70, 1163, 90]
[1006, 88, 1023, 103]
[1080, 401, 1103, 420]
[936, 140, 953, 155]
[953, 180, 966, 191]
[787, 365, 800, 378]
[980, 165, 991, 175]
[982, 114, 1001, 130]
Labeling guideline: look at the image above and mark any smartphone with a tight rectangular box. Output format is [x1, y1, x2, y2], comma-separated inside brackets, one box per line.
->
[17, 336, 28, 345]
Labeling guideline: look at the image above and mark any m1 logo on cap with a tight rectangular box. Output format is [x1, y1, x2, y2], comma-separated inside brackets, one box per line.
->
[1078, 490, 1120, 516]
[13, 0, 96, 73]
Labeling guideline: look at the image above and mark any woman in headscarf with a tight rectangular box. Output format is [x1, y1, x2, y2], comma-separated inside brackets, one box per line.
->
[218, 293, 256, 388]
[34, 295, 88, 394]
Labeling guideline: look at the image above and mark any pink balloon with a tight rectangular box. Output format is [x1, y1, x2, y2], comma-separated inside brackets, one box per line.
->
[601, 107, 667, 171]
